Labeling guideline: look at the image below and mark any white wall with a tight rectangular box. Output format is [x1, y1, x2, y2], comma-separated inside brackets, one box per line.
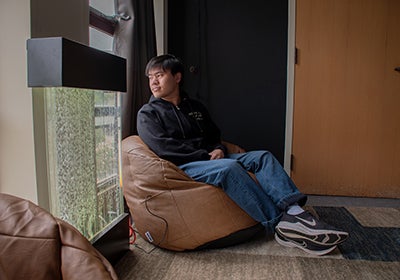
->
[0, 0, 37, 202]
[31, 0, 89, 43]
[0, 0, 89, 203]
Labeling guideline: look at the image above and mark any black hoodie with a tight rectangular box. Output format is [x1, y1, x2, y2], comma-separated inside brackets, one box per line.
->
[137, 92, 227, 166]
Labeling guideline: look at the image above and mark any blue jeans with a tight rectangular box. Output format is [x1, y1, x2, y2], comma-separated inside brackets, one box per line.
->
[179, 150, 307, 233]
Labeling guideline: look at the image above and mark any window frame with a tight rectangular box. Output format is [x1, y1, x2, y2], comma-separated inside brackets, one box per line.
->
[89, 6, 117, 36]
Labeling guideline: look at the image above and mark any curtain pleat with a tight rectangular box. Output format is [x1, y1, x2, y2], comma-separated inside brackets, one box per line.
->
[114, 0, 157, 139]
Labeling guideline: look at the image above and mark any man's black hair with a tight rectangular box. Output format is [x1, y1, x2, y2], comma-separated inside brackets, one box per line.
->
[145, 54, 184, 77]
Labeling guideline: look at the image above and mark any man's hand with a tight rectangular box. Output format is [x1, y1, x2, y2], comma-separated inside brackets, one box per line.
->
[209, 149, 225, 160]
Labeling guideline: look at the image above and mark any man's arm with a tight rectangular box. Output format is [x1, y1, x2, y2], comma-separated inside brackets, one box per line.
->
[194, 101, 228, 155]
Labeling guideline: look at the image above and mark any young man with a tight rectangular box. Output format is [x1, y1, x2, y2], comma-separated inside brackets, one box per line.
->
[137, 54, 349, 255]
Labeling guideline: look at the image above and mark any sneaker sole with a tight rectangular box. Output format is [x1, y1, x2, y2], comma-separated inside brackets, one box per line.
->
[274, 233, 337, 256]
[276, 221, 349, 246]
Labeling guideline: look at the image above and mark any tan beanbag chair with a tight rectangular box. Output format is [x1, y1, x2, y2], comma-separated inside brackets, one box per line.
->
[0, 193, 117, 280]
[121, 135, 261, 251]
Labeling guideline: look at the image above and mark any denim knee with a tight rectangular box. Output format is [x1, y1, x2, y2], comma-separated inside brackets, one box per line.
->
[215, 159, 246, 177]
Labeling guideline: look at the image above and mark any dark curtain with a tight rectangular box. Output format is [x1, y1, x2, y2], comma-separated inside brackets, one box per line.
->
[114, 0, 157, 139]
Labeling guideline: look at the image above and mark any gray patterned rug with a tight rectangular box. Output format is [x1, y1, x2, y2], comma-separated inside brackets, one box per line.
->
[115, 206, 400, 280]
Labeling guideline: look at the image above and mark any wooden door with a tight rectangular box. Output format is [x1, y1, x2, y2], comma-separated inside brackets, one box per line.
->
[292, 0, 400, 198]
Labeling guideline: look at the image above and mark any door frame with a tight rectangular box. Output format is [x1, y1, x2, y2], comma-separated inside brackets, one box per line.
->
[284, 0, 296, 174]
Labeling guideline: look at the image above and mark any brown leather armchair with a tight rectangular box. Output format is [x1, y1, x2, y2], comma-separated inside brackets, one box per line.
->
[0, 193, 118, 280]
[121, 135, 262, 251]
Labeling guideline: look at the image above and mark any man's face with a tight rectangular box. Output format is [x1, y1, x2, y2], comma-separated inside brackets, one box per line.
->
[147, 67, 181, 100]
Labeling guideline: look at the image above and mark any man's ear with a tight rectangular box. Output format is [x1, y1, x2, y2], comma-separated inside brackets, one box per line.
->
[175, 72, 182, 84]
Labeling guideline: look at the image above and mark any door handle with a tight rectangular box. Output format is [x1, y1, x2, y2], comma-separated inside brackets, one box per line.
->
[189, 65, 198, 74]
[395, 67, 400, 72]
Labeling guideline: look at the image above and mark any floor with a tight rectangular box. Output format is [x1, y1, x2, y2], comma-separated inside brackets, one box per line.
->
[115, 195, 400, 280]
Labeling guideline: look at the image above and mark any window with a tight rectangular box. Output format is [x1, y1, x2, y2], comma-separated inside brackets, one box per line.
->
[42, 86, 123, 240]
[89, 0, 117, 52]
